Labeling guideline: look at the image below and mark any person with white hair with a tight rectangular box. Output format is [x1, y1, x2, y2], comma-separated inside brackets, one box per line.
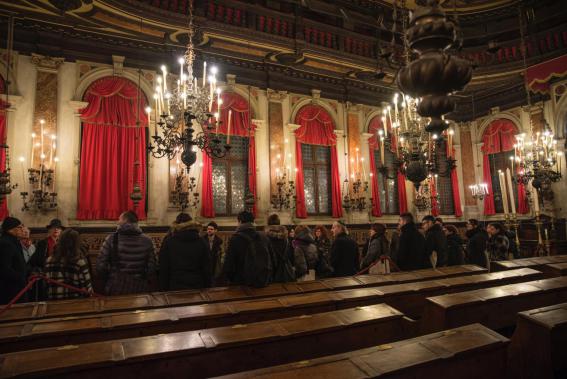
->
[329, 221, 359, 277]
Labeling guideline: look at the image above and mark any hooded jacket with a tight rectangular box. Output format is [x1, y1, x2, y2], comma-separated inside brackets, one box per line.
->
[396, 222, 427, 271]
[159, 221, 212, 290]
[292, 228, 319, 279]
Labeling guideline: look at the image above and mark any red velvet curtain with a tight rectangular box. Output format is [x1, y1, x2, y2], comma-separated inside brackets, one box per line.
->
[201, 91, 256, 217]
[481, 119, 527, 215]
[77, 77, 148, 220]
[367, 116, 408, 215]
[445, 138, 463, 217]
[0, 75, 9, 219]
[430, 179, 439, 217]
[294, 105, 342, 218]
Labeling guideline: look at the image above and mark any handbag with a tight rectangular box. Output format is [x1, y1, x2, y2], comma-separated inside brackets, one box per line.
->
[105, 233, 149, 296]
[369, 257, 390, 275]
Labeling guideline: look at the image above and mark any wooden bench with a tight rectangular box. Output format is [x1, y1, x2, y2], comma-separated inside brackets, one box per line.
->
[508, 302, 567, 379]
[0, 265, 486, 324]
[0, 268, 541, 353]
[544, 262, 567, 277]
[491, 254, 567, 274]
[0, 304, 411, 379]
[217, 324, 509, 379]
[420, 276, 567, 334]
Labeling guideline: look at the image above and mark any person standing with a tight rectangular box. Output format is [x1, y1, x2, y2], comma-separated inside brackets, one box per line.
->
[486, 222, 510, 262]
[223, 211, 273, 287]
[44, 229, 93, 300]
[265, 214, 294, 283]
[29, 219, 64, 272]
[204, 221, 224, 281]
[396, 213, 427, 271]
[0, 217, 28, 304]
[20, 226, 36, 264]
[465, 219, 489, 268]
[360, 223, 390, 272]
[421, 215, 448, 268]
[159, 218, 212, 291]
[445, 225, 465, 266]
[292, 225, 319, 281]
[314, 225, 333, 278]
[330, 221, 359, 277]
[96, 211, 156, 295]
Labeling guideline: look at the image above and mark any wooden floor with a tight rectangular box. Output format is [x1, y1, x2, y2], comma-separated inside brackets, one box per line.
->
[0, 259, 566, 378]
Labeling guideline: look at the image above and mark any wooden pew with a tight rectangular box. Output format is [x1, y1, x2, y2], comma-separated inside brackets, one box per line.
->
[0, 304, 411, 379]
[217, 324, 509, 379]
[0, 265, 486, 324]
[0, 268, 541, 353]
[544, 262, 567, 277]
[491, 254, 567, 274]
[420, 276, 567, 334]
[508, 303, 567, 379]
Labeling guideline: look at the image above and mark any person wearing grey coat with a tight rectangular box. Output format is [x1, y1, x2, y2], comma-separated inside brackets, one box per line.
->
[360, 223, 390, 272]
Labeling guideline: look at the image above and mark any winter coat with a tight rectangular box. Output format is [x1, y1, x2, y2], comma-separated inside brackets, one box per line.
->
[396, 223, 427, 271]
[96, 223, 156, 295]
[314, 236, 333, 278]
[223, 223, 271, 285]
[466, 227, 489, 268]
[424, 223, 448, 268]
[159, 221, 212, 291]
[330, 232, 359, 277]
[293, 229, 319, 279]
[446, 233, 465, 266]
[29, 237, 56, 272]
[44, 256, 93, 300]
[487, 233, 509, 262]
[266, 225, 294, 283]
[361, 234, 390, 272]
[0, 233, 28, 304]
[203, 234, 224, 280]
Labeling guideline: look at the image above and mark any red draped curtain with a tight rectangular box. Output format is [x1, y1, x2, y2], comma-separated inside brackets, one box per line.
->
[294, 105, 342, 218]
[482, 119, 528, 215]
[77, 76, 148, 220]
[445, 132, 463, 217]
[367, 116, 408, 216]
[201, 91, 256, 217]
[0, 75, 9, 220]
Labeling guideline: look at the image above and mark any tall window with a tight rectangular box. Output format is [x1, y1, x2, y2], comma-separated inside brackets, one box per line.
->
[435, 140, 455, 215]
[373, 149, 399, 214]
[488, 151, 517, 214]
[302, 143, 332, 215]
[212, 135, 249, 216]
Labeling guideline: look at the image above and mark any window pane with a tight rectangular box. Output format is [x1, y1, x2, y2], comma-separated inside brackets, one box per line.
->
[212, 163, 228, 215]
[315, 145, 330, 163]
[228, 135, 249, 159]
[301, 144, 313, 161]
[374, 149, 399, 214]
[317, 166, 331, 214]
[304, 167, 316, 214]
[436, 141, 455, 215]
[230, 162, 247, 214]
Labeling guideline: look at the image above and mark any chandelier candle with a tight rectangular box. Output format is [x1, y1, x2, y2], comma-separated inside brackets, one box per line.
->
[226, 110, 232, 144]
[506, 168, 516, 214]
[498, 170, 509, 215]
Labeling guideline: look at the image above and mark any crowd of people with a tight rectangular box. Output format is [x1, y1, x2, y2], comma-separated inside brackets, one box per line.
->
[0, 210, 518, 304]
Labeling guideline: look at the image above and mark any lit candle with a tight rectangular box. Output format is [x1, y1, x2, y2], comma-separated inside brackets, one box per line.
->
[145, 106, 151, 128]
[355, 147, 360, 178]
[380, 137, 385, 165]
[202, 62, 207, 88]
[49, 135, 56, 168]
[40, 119, 45, 161]
[506, 168, 516, 214]
[30, 133, 36, 165]
[361, 156, 366, 181]
[178, 57, 184, 83]
[498, 170, 509, 215]
[226, 110, 232, 144]
[18, 157, 25, 190]
[161, 65, 167, 92]
[387, 106, 393, 137]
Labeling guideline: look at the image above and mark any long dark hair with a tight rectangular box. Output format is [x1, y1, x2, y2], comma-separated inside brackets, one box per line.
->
[52, 229, 82, 264]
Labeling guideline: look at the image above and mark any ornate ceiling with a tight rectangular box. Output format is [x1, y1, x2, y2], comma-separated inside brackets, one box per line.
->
[0, 0, 565, 120]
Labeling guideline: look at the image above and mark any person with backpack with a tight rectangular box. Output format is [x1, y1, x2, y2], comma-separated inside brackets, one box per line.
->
[265, 214, 294, 283]
[360, 223, 390, 273]
[223, 211, 273, 287]
[96, 211, 156, 296]
[292, 225, 319, 281]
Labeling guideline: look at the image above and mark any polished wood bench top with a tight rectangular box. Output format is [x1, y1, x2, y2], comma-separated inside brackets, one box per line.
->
[421, 276, 567, 333]
[509, 302, 567, 379]
[491, 255, 567, 272]
[0, 268, 541, 353]
[218, 323, 509, 379]
[0, 304, 409, 379]
[0, 265, 486, 324]
[545, 262, 567, 277]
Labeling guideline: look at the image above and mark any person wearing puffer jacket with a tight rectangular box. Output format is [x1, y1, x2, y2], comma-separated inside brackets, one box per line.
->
[292, 225, 319, 280]
[265, 214, 294, 283]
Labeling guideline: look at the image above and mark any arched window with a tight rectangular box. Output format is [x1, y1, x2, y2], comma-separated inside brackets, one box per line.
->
[367, 116, 408, 216]
[482, 119, 528, 215]
[294, 105, 342, 218]
[201, 92, 256, 217]
[77, 76, 148, 220]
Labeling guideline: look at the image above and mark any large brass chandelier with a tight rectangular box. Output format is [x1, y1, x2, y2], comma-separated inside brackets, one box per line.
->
[147, 0, 230, 170]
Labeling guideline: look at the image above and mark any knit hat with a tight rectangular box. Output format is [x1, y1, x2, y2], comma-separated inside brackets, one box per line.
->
[2, 217, 22, 233]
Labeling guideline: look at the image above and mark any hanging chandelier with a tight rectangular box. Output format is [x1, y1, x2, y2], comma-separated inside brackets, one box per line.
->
[147, 0, 230, 170]
[170, 153, 201, 214]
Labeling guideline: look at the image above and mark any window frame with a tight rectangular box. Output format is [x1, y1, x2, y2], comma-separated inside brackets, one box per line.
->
[488, 150, 518, 214]
[373, 148, 399, 215]
[301, 143, 332, 216]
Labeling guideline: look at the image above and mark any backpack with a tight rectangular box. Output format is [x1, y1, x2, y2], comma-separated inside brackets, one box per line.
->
[237, 232, 273, 288]
[272, 239, 295, 283]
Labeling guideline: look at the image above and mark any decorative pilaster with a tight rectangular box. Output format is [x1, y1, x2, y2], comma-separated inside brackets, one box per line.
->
[267, 89, 288, 197]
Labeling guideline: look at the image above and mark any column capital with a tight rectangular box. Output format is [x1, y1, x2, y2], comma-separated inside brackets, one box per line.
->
[360, 132, 373, 143]
[334, 129, 344, 136]
[31, 53, 64, 73]
[252, 119, 266, 131]
[68, 100, 89, 115]
[267, 89, 288, 102]
[286, 123, 301, 132]
[0, 95, 23, 111]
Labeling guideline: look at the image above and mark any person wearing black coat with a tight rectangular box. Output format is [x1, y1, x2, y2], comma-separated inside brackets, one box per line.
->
[329, 221, 359, 277]
[422, 215, 448, 268]
[465, 219, 489, 268]
[203, 221, 224, 281]
[396, 213, 427, 271]
[0, 217, 28, 304]
[445, 225, 465, 266]
[159, 220, 212, 291]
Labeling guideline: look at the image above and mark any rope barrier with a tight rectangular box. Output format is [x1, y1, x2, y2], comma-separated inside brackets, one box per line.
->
[0, 274, 101, 317]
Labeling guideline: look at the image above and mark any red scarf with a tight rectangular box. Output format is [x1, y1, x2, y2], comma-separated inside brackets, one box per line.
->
[47, 237, 56, 257]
